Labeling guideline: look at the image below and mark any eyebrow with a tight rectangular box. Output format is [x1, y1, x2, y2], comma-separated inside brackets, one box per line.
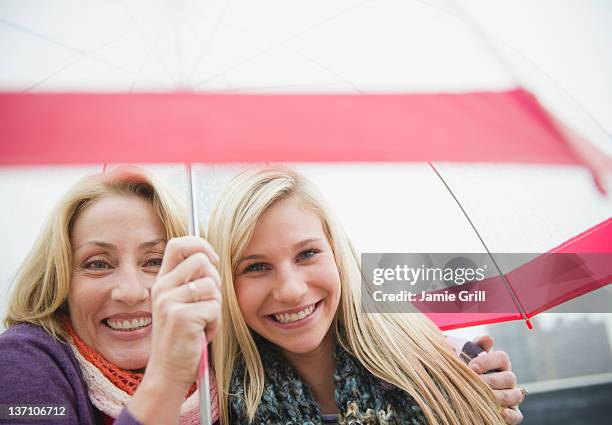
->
[74, 239, 166, 251]
[74, 241, 115, 251]
[236, 238, 323, 266]
[139, 238, 167, 249]
[237, 254, 265, 266]
[294, 237, 323, 249]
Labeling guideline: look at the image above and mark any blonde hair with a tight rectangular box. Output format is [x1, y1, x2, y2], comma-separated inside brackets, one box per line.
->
[4, 166, 190, 340]
[209, 166, 504, 425]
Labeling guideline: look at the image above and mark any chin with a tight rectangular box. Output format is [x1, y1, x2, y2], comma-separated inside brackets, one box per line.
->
[114, 357, 148, 371]
[104, 349, 149, 371]
[275, 333, 327, 355]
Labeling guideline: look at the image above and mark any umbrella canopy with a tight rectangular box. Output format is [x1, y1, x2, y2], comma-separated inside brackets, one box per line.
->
[0, 0, 611, 332]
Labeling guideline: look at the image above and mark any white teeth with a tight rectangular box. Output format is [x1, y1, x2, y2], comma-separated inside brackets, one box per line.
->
[107, 317, 152, 331]
[273, 303, 317, 324]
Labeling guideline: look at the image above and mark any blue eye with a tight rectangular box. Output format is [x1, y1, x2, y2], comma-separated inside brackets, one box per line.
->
[84, 260, 111, 270]
[144, 257, 163, 268]
[297, 249, 319, 261]
[243, 262, 270, 273]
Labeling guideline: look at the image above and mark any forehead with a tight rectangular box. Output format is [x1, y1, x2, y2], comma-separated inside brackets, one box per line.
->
[247, 197, 325, 247]
[71, 194, 165, 243]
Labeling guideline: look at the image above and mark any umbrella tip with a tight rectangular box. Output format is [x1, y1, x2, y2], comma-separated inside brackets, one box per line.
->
[525, 318, 534, 330]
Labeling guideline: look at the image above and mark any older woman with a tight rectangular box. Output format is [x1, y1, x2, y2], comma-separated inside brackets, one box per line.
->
[208, 166, 524, 425]
[0, 168, 221, 425]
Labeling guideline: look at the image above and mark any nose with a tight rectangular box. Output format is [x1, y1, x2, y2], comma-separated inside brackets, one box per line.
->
[110, 265, 150, 306]
[271, 264, 309, 305]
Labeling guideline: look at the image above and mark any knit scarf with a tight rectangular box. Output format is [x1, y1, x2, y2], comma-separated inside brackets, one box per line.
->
[63, 319, 218, 425]
[229, 338, 426, 425]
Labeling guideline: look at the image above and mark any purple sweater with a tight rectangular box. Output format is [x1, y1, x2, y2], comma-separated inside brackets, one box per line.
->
[0, 323, 142, 425]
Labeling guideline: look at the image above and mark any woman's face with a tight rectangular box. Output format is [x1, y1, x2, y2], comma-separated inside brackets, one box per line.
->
[234, 197, 341, 355]
[68, 194, 166, 370]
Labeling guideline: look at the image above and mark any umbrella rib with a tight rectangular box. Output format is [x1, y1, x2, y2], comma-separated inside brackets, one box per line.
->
[129, 26, 169, 92]
[184, 24, 233, 91]
[0, 17, 92, 57]
[118, 0, 178, 85]
[192, 0, 376, 89]
[173, 24, 185, 88]
[21, 30, 138, 92]
[0, 19, 138, 90]
[284, 47, 365, 93]
[427, 162, 532, 327]
[186, 0, 234, 87]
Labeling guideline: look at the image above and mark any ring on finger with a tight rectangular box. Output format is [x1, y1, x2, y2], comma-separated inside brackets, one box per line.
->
[520, 387, 528, 397]
[187, 281, 199, 303]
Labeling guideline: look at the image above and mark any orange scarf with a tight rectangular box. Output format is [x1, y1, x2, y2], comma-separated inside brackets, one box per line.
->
[63, 318, 197, 397]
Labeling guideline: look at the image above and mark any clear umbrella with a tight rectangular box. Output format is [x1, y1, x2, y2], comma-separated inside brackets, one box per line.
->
[1, 1, 611, 423]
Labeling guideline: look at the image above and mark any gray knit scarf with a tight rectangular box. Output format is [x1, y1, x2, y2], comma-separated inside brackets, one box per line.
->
[229, 337, 426, 425]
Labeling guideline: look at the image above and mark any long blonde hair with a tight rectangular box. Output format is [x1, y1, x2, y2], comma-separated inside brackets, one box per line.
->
[4, 166, 189, 340]
[208, 166, 504, 425]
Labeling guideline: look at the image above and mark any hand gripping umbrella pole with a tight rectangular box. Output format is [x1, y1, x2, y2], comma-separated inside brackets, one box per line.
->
[185, 164, 212, 425]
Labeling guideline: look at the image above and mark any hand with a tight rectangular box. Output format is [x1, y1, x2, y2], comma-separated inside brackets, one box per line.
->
[129, 237, 221, 424]
[147, 236, 222, 389]
[470, 335, 524, 425]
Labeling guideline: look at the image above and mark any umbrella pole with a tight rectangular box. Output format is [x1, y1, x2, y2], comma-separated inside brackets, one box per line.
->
[185, 163, 212, 425]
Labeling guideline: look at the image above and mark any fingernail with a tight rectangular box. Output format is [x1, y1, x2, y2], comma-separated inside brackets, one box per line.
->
[501, 409, 510, 420]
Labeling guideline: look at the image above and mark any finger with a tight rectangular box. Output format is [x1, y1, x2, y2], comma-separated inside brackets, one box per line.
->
[165, 299, 222, 340]
[478, 371, 517, 390]
[159, 237, 219, 276]
[473, 335, 494, 352]
[501, 407, 523, 425]
[156, 277, 221, 306]
[186, 299, 222, 333]
[493, 388, 525, 407]
[469, 350, 511, 374]
[156, 252, 220, 292]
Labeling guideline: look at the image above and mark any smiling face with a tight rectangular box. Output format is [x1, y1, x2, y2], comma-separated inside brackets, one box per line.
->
[234, 197, 341, 355]
[68, 194, 166, 370]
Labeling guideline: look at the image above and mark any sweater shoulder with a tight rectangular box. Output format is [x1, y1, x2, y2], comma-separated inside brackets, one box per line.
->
[0, 323, 95, 424]
[1, 322, 68, 348]
[0, 322, 79, 369]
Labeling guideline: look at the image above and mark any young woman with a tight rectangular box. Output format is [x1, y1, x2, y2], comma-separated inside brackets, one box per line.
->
[208, 166, 520, 425]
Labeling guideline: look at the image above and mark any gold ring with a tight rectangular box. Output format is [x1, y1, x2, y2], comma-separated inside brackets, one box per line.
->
[187, 281, 199, 303]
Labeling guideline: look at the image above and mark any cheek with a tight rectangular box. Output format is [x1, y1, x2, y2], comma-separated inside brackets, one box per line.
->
[234, 279, 265, 324]
[314, 258, 342, 297]
[68, 276, 106, 322]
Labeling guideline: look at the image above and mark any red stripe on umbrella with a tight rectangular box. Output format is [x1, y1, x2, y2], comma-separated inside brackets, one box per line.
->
[1, 88, 607, 168]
